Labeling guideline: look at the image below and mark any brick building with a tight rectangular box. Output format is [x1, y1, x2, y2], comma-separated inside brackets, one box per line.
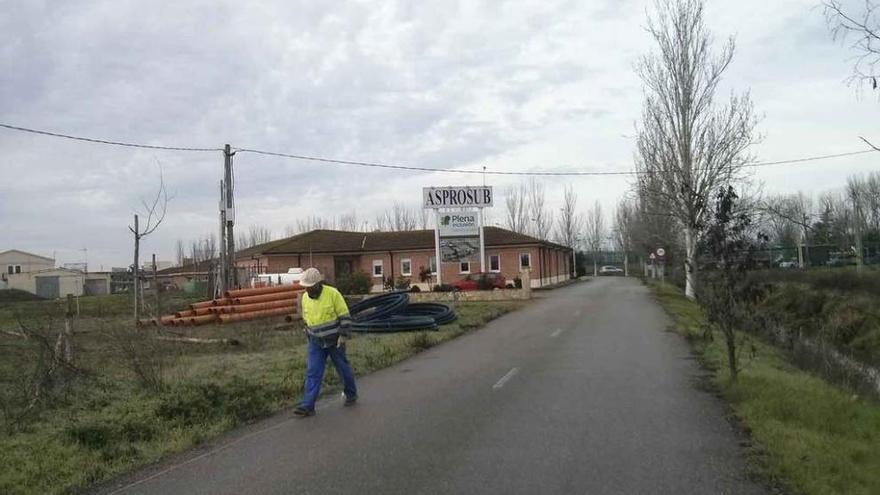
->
[235, 227, 573, 291]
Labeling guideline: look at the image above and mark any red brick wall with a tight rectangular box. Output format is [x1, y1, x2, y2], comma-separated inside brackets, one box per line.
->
[246, 245, 571, 291]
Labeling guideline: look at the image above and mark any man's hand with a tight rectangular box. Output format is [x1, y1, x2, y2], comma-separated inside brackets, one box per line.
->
[337, 336, 346, 347]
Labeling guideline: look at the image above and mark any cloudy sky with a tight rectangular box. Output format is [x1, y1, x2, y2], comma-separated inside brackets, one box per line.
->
[2, 0, 878, 269]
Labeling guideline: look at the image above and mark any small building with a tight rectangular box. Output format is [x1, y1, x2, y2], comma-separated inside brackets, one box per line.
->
[236, 227, 573, 291]
[155, 259, 216, 293]
[0, 249, 55, 288]
[6, 268, 111, 298]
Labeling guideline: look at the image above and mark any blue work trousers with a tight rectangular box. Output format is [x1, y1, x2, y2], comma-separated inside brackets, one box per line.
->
[301, 339, 357, 410]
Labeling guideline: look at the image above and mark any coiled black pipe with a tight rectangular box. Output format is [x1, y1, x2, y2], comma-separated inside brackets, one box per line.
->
[347, 292, 455, 333]
[349, 291, 410, 322]
[351, 316, 438, 333]
[399, 303, 457, 325]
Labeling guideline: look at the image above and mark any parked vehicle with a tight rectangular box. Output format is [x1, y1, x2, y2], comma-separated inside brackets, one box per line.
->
[598, 266, 624, 276]
[449, 272, 507, 291]
[777, 260, 798, 269]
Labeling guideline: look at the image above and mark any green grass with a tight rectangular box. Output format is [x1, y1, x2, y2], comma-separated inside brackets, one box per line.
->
[0, 295, 523, 495]
[651, 282, 880, 495]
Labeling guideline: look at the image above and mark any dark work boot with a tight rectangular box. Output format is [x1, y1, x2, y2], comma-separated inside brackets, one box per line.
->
[294, 406, 315, 417]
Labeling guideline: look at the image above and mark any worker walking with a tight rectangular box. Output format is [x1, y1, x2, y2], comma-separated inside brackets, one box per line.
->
[294, 267, 358, 417]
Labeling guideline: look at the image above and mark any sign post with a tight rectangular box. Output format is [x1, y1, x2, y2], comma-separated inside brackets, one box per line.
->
[434, 209, 442, 286]
[424, 186, 493, 287]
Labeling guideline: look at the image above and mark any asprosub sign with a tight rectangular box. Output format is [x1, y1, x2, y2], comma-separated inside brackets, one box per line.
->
[423, 186, 493, 208]
[425, 187, 492, 286]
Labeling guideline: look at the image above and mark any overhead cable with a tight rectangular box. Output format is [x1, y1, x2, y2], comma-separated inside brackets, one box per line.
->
[2, 122, 877, 176]
[0, 123, 223, 152]
[236, 147, 880, 177]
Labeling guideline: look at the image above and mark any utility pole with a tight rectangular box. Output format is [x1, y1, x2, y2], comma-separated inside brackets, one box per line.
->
[224, 144, 237, 289]
[854, 193, 864, 274]
[133, 214, 139, 324]
[218, 180, 227, 295]
[152, 253, 160, 317]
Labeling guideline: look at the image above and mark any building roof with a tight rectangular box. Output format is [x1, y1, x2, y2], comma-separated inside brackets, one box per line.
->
[157, 259, 216, 276]
[0, 249, 55, 263]
[250, 227, 569, 256]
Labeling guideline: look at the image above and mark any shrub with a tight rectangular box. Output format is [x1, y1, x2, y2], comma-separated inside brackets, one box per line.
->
[513, 277, 523, 289]
[66, 421, 114, 450]
[394, 276, 411, 290]
[432, 284, 455, 292]
[335, 271, 372, 295]
[476, 274, 494, 291]
[156, 383, 226, 426]
[409, 285, 421, 292]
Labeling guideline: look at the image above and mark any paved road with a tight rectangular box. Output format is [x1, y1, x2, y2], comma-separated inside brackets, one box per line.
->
[99, 278, 767, 495]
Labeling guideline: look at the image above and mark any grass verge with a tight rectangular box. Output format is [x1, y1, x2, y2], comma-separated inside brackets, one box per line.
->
[650, 281, 880, 495]
[0, 298, 523, 494]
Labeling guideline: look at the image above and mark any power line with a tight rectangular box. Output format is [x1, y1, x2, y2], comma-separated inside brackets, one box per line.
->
[236, 146, 880, 176]
[2, 121, 878, 175]
[748, 149, 876, 167]
[0, 123, 223, 152]
[235, 148, 634, 176]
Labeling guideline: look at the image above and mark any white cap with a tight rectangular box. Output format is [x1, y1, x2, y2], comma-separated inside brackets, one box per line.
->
[299, 267, 323, 287]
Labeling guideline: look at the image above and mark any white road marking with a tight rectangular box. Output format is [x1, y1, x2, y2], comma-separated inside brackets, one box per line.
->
[493, 367, 520, 390]
[550, 328, 565, 338]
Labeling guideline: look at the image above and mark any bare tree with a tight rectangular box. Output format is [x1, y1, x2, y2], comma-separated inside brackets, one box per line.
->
[175, 239, 185, 266]
[584, 200, 606, 276]
[847, 175, 868, 271]
[635, 0, 758, 299]
[295, 215, 335, 233]
[613, 199, 637, 276]
[338, 212, 359, 231]
[504, 183, 529, 234]
[555, 186, 584, 274]
[527, 178, 552, 240]
[824, 0, 880, 90]
[374, 212, 388, 231]
[390, 202, 418, 231]
[249, 225, 274, 247]
[418, 208, 430, 230]
[129, 170, 170, 324]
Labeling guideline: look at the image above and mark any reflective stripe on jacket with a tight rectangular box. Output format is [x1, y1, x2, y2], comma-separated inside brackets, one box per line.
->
[300, 285, 352, 346]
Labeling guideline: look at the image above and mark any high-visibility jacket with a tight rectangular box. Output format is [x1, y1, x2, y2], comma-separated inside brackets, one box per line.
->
[300, 285, 352, 347]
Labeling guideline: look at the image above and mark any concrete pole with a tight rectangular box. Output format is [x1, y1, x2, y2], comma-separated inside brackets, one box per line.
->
[133, 214, 139, 324]
[219, 179, 227, 295]
[224, 144, 237, 289]
[152, 253, 160, 318]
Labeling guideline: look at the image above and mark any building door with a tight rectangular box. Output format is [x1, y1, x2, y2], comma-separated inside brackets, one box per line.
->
[35, 276, 60, 299]
[85, 278, 108, 295]
[334, 257, 357, 282]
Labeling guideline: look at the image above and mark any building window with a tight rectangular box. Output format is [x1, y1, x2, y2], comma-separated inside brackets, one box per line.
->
[489, 255, 500, 272]
[401, 258, 412, 276]
[460, 261, 470, 274]
[429, 256, 437, 274]
[520, 253, 531, 269]
[7, 266, 12, 275]
[372, 260, 383, 277]
[15, 265, 21, 274]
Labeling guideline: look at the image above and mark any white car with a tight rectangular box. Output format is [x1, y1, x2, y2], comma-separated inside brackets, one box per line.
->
[598, 266, 624, 276]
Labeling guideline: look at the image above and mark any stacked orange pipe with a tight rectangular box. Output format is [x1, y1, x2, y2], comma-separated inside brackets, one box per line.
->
[159, 285, 303, 327]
